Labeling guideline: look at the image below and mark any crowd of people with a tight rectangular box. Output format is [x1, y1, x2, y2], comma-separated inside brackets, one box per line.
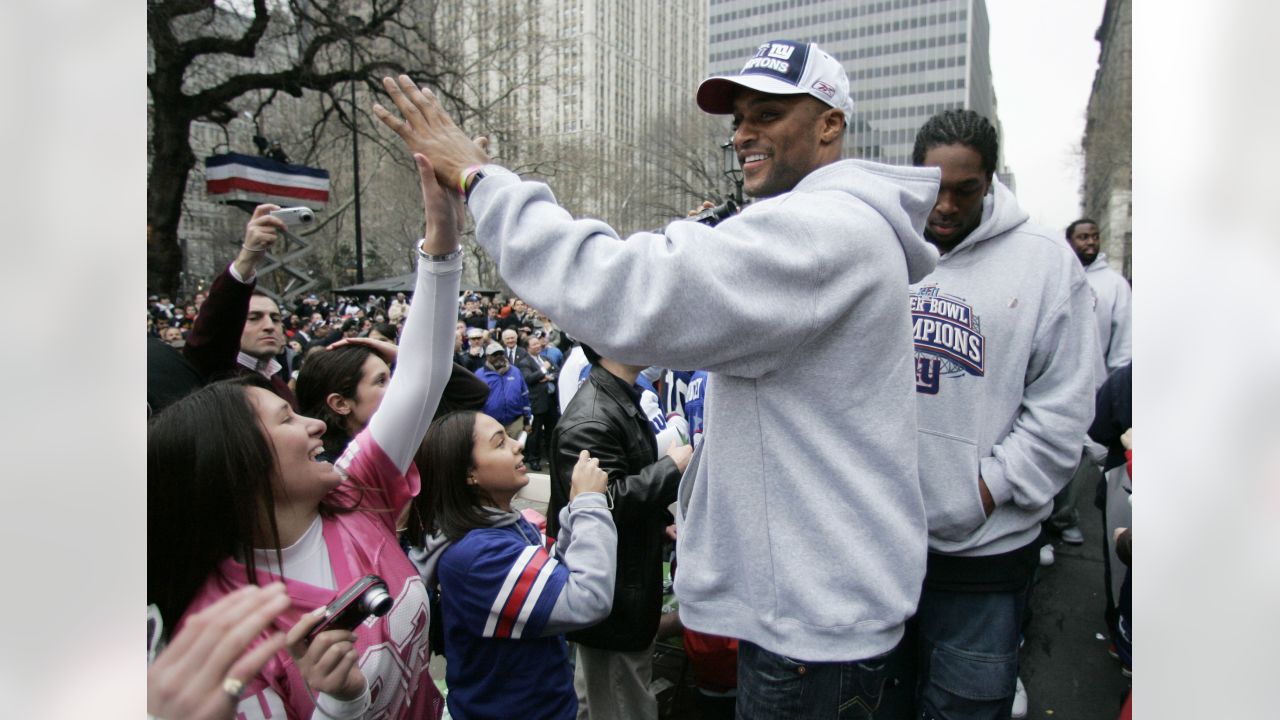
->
[147, 38, 1132, 720]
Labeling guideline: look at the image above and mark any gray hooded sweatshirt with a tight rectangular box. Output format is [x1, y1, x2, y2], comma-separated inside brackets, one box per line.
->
[467, 158, 939, 662]
[910, 179, 1097, 557]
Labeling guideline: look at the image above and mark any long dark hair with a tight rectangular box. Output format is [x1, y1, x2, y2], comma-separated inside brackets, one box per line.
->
[295, 345, 377, 458]
[411, 410, 503, 542]
[148, 375, 282, 626]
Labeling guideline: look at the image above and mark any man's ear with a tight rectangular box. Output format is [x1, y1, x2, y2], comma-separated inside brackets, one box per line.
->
[818, 108, 845, 144]
[326, 392, 352, 417]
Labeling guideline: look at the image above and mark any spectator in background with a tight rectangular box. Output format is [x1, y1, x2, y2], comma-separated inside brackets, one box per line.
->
[477, 342, 530, 439]
[388, 292, 409, 324]
[458, 327, 488, 372]
[180, 204, 298, 410]
[160, 326, 185, 348]
[517, 334, 559, 471]
[501, 328, 529, 366]
[547, 345, 691, 720]
[535, 328, 564, 366]
[460, 292, 486, 330]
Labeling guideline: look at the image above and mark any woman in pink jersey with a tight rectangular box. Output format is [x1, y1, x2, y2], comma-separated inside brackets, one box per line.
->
[149, 154, 460, 720]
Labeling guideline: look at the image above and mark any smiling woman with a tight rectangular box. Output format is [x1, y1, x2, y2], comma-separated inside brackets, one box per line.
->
[147, 152, 463, 720]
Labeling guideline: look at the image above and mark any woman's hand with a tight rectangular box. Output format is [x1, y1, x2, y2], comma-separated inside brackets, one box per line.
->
[413, 152, 463, 257]
[329, 336, 398, 366]
[147, 583, 291, 720]
[285, 608, 367, 701]
[570, 449, 608, 502]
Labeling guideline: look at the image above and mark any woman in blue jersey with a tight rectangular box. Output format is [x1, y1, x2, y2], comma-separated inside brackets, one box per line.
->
[411, 410, 618, 720]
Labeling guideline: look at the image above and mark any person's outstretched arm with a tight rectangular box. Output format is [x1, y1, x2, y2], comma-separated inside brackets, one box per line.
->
[361, 155, 465, 474]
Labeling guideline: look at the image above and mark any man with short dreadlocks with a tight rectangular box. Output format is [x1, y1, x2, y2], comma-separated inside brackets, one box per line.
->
[900, 109, 1098, 720]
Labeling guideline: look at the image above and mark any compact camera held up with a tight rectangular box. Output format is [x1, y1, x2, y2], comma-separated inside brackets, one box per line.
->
[304, 574, 393, 644]
[270, 206, 316, 227]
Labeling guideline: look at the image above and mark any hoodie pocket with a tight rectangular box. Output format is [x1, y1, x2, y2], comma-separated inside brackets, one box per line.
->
[917, 429, 987, 542]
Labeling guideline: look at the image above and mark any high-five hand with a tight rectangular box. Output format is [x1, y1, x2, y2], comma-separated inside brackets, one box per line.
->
[372, 75, 490, 191]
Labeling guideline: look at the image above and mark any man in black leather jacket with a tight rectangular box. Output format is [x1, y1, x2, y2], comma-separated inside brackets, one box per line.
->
[548, 345, 692, 720]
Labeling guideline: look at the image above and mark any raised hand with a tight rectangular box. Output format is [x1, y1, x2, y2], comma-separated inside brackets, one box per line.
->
[372, 75, 490, 192]
[233, 204, 287, 279]
[413, 152, 463, 257]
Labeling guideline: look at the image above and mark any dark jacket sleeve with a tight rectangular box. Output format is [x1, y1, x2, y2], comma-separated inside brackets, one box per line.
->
[434, 362, 491, 419]
[1088, 363, 1132, 472]
[517, 354, 546, 387]
[555, 419, 681, 525]
[183, 268, 251, 382]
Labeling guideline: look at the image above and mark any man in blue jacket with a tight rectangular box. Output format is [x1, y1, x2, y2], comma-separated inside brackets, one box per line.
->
[476, 342, 530, 439]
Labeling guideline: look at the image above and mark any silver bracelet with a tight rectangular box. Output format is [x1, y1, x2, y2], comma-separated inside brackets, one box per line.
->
[416, 241, 463, 263]
[241, 244, 269, 254]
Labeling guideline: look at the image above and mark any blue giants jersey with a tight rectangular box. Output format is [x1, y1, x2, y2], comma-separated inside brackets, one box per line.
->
[437, 520, 576, 719]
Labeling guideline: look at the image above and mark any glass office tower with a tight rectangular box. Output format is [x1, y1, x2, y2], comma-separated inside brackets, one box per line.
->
[707, 0, 1005, 170]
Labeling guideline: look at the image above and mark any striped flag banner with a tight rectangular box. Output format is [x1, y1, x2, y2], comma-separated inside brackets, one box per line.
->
[205, 153, 330, 210]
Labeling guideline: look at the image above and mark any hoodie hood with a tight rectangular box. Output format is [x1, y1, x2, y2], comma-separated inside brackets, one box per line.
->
[408, 506, 521, 587]
[795, 159, 941, 283]
[936, 176, 1028, 259]
[1085, 251, 1111, 272]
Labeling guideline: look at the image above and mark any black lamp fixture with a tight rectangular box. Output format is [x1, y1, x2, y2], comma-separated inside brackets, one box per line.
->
[720, 140, 743, 205]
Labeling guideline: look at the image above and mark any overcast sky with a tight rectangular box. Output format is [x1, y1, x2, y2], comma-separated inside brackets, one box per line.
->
[985, 0, 1108, 233]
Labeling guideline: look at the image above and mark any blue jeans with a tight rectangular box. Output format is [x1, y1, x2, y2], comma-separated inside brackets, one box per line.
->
[736, 639, 898, 719]
[910, 581, 1031, 720]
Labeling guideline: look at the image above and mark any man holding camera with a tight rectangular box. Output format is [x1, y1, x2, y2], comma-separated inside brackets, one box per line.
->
[182, 203, 298, 410]
[373, 39, 940, 716]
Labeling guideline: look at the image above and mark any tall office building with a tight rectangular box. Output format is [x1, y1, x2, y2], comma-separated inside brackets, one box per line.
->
[447, 0, 709, 234]
[708, 0, 1008, 176]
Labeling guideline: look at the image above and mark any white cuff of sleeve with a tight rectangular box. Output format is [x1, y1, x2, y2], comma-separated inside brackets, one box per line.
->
[227, 261, 254, 284]
[314, 685, 371, 720]
[570, 492, 610, 510]
[416, 240, 464, 274]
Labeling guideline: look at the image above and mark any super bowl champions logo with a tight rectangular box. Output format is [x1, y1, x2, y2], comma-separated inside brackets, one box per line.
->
[911, 286, 986, 395]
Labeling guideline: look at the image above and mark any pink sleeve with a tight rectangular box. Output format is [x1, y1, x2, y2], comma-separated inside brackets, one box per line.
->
[332, 427, 420, 532]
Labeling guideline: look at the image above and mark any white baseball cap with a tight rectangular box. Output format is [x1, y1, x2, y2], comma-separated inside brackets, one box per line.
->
[697, 40, 852, 120]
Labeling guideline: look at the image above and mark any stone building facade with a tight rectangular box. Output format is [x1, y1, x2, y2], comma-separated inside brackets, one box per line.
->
[1081, 0, 1132, 279]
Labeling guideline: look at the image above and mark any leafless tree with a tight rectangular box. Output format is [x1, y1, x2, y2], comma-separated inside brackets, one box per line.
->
[147, 0, 543, 296]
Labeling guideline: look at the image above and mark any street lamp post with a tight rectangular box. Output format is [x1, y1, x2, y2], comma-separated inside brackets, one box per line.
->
[347, 15, 364, 284]
[720, 140, 743, 205]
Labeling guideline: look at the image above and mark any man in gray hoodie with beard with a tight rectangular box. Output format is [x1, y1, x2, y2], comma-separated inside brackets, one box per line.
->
[374, 40, 939, 718]
[903, 109, 1097, 720]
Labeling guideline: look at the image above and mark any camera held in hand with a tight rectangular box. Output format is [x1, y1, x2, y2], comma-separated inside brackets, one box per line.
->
[270, 206, 316, 227]
[690, 198, 739, 227]
[305, 574, 392, 644]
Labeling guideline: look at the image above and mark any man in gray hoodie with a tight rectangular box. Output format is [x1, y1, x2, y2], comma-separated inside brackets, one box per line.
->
[904, 110, 1097, 719]
[374, 40, 939, 718]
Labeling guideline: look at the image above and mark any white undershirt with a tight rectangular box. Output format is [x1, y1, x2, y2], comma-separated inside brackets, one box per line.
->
[251, 515, 336, 590]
